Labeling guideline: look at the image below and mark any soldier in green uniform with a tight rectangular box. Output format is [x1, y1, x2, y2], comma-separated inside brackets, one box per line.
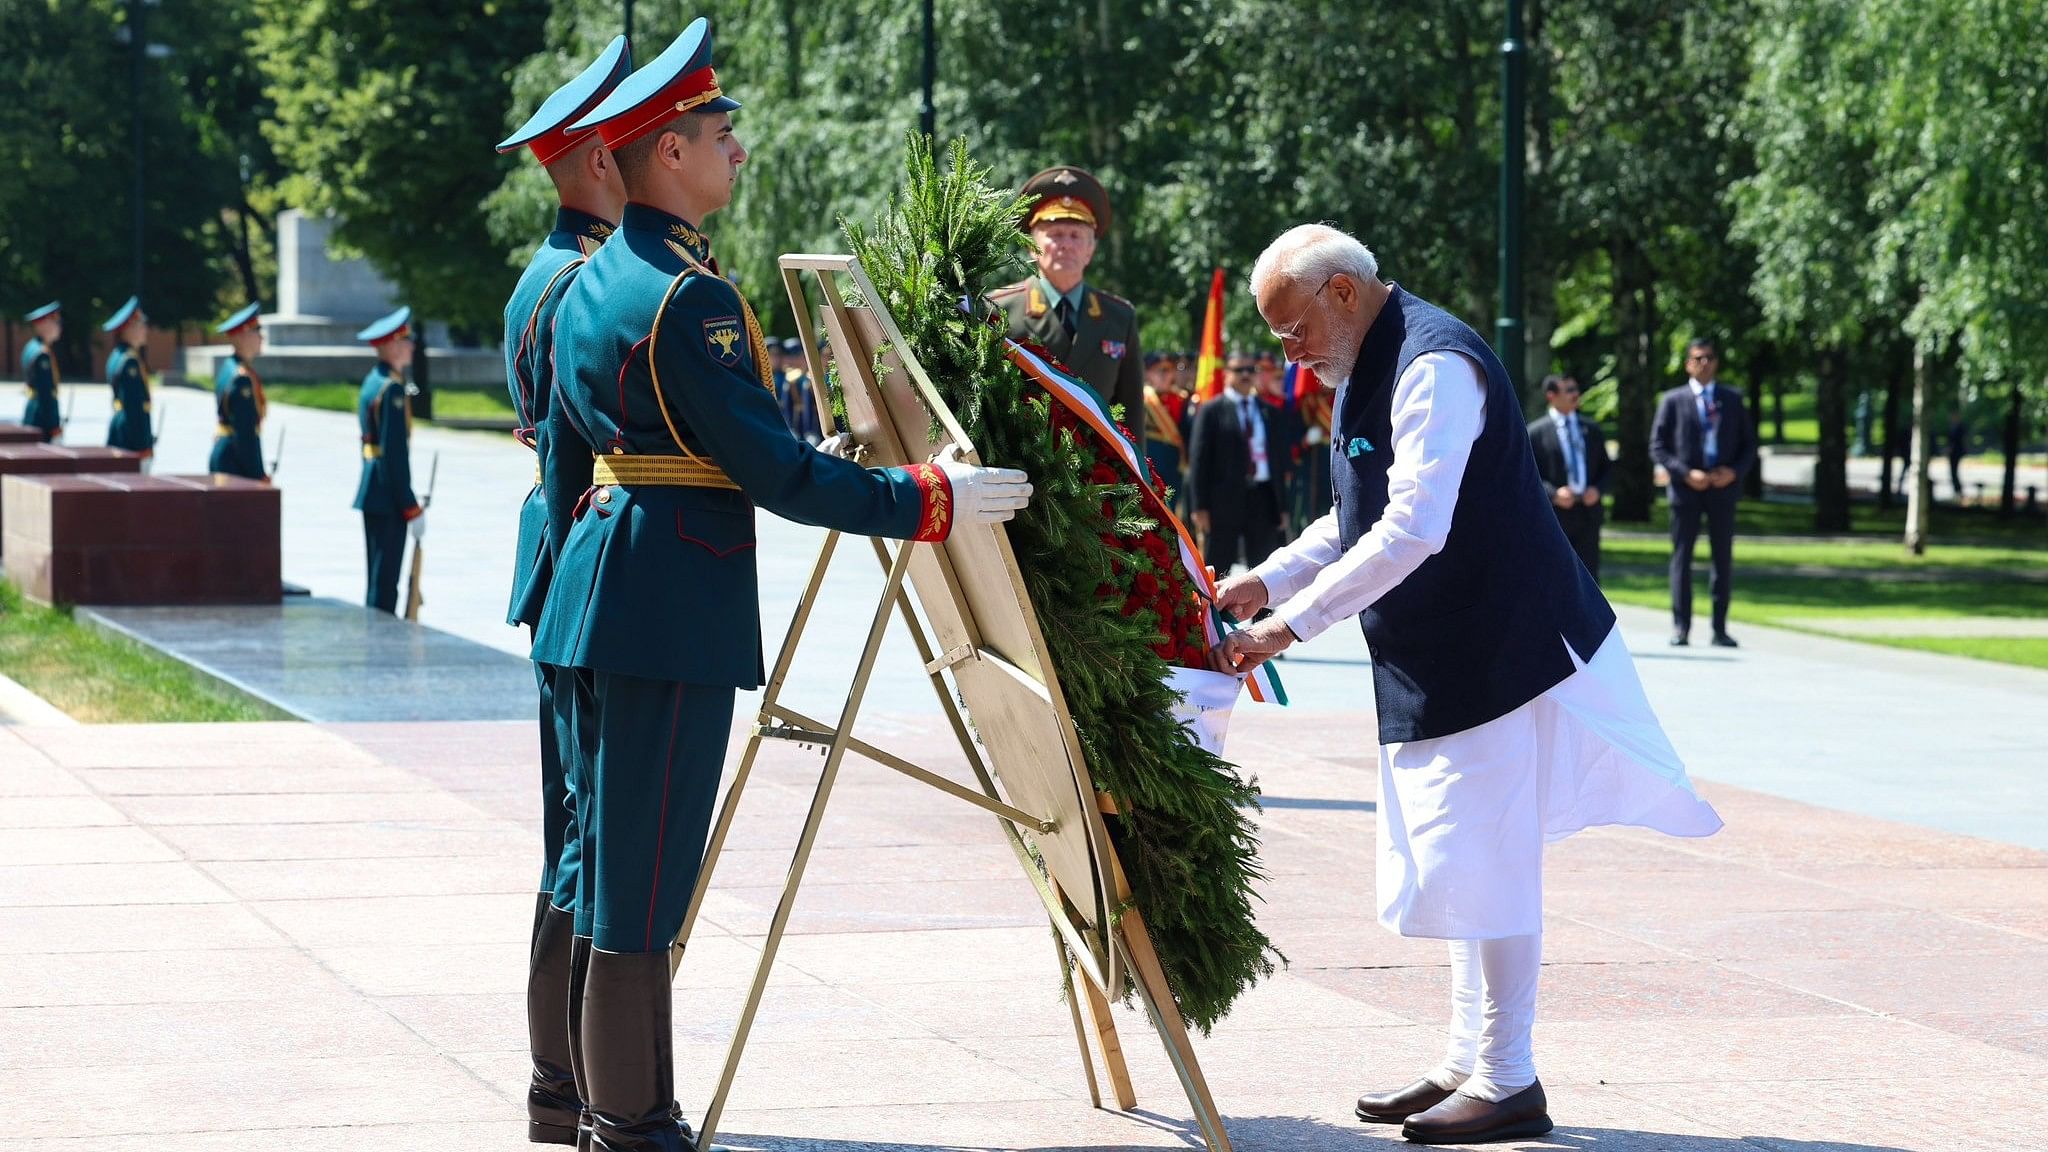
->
[987, 165, 1146, 453]
[494, 34, 633, 1147]
[19, 302, 63, 442]
[101, 296, 155, 459]
[207, 303, 269, 480]
[533, 20, 1031, 1150]
[351, 307, 424, 614]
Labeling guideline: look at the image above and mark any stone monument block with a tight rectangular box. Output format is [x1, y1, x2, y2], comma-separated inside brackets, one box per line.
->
[3, 473, 280, 605]
[0, 445, 143, 549]
[0, 422, 46, 444]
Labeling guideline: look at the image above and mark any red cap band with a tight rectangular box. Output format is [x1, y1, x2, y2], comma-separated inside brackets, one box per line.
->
[595, 67, 724, 150]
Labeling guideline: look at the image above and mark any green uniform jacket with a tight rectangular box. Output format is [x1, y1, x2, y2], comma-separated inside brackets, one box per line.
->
[351, 363, 419, 517]
[503, 207, 613, 629]
[989, 278, 1145, 454]
[104, 344, 154, 453]
[19, 339, 60, 436]
[531, 203, 953, 687]
[207, 355, 267, 480]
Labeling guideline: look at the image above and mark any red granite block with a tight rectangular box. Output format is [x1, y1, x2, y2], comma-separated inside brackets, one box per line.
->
[0, 446, 143, 545]
[0, 422, 44, 443]
[2, 474, 280, 604]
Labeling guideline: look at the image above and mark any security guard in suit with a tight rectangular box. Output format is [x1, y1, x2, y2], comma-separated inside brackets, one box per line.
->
[988, 165, 1146, 454]
[102, 297, 155, 458]
[531, 20, 1030, 1150]
[207, 303, 269, 480]
[494, 34, 633, 1148]
[351, 307, 424, 614]
[20, 302, 63, 441]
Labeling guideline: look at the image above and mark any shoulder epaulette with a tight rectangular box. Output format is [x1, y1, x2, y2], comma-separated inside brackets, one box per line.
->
[988, 283, 1029, 298]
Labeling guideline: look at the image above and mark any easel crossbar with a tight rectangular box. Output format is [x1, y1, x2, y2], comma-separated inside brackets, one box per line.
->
[757, 702, 1056, 833]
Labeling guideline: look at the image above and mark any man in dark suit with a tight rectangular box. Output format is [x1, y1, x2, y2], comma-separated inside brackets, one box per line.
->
[1526, 374, 1610, 580]
[1188, 352, 1292, 573]
[1651, 339, 1755, 647]
[988, 165, 1145, 454]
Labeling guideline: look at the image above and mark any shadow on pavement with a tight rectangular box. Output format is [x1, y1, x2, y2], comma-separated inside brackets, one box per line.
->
[726, 1115, 1921, 1151]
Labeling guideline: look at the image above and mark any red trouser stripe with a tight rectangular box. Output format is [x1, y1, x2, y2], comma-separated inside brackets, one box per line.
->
[644, 683, 683, 951]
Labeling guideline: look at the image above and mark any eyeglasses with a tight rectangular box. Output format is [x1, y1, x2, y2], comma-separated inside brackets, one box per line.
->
[1688, 352, 1717, 362]
[1267, 275, 1335, 343]
[1229, 366, 1256, 376]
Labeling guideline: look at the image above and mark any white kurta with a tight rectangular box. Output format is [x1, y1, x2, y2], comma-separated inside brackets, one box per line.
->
[1252, 352, 1722, 940]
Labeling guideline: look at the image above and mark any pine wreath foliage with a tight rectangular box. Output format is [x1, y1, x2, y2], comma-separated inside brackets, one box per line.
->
[842, 136, 1277, 1031]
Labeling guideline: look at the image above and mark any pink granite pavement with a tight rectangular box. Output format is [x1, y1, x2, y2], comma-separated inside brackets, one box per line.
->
[1, 711, 2043, 1151]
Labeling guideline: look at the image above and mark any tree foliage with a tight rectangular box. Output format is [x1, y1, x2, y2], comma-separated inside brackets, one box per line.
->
[255, 0, 548, 332]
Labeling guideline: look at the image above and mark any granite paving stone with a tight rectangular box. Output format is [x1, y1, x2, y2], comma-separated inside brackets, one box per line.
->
[1, 712, 2042, 1150]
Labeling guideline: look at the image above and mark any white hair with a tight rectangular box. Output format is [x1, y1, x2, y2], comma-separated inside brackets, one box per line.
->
[1247, 224, 1379, 299]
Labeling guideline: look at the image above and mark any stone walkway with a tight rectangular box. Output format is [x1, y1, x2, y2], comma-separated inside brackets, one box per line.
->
[3, 712, 2044, 1150]
[1796, 616, 2048, 638]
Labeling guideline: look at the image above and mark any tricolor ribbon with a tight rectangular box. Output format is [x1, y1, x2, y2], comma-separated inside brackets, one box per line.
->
[1001, 338, 1287, 706]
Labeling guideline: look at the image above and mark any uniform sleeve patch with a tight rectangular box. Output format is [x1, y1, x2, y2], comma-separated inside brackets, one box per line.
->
[703, 316, 744, 365]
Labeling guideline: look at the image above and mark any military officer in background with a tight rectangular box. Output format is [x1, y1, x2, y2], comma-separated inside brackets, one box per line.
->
[988, 165, 1146, 454]
[493, 34, 634, 1148]
[776, 336, 822, 443]
[1141, 351, 1186, 492]
[19, 302, 63, 442]
[207, 303, 269, 480]
[532, 20, 1030, 1150]
[102, 297, 155, 459]
[351, 307, 424, 614]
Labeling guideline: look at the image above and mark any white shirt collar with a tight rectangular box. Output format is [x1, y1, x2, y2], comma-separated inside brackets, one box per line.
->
[1689, 378, 1717, 396]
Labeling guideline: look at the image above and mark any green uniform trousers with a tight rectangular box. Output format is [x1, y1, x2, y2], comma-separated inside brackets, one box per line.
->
[557, 668, 732, 953]
[362, 513, 407, 614]
[535, 659, 577, 905]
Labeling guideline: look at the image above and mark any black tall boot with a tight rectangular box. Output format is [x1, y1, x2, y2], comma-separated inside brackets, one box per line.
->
[528, 899, 583, 1144]
[581, 948, 691, 1152]
[568, 935, 594, 1152]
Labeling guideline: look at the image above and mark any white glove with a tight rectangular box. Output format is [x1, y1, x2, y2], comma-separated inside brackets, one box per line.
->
[409, 511, 427, 542]
[934, 444, 1031, 525]
[818, 432, 857, 459]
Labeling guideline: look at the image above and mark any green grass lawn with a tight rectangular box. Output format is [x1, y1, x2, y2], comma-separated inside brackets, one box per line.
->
[1600, 497, 2047, 669]
[1851, 636, 2048, 671]
[0, 580, 289, 722]
[263, 381, 515, 422]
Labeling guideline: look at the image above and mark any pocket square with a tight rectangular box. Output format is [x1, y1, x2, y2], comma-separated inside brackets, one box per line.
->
[1345, 436, 1375, 458]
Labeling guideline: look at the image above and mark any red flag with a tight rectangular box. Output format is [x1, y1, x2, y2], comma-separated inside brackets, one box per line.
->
[1193, 267, 1227, 402]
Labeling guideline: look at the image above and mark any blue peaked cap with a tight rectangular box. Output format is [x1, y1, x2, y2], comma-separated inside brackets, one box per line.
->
[214, 302, 263, 335]
[567, 18, 739, 147]
[25, 301, 60, 322]
[356, 306, 412, 343]
[496, 36, 634, 160]
[100, 296, 142, 333]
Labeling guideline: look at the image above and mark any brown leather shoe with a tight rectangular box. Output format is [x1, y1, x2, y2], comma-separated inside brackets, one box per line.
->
[1355, 1073, 1466, 1124]
[1401, 1081, 1552, 1144]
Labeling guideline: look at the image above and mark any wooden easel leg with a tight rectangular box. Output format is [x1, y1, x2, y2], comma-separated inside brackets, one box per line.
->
[1119, 909, 1234, 1152]
[1056, 938, 1104, 1109]
[694, 539, 917, 1150]
[1078, 964, 1140, 1110]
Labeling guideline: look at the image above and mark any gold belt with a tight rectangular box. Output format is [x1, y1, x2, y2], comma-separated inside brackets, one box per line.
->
[362, 444, 383, 460]
[591, 454, 739, 491]
[216, 423, 233, 437]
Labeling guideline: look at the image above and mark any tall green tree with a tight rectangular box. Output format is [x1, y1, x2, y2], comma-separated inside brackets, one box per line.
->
[0, 0, 247, 359]
[255, 0, 549, 333]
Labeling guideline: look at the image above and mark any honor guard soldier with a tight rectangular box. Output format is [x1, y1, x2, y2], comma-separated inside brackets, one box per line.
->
[531, 19, 1030, 1150]
[988, 165, 1146, 453]
[102, 296, 155, 458]
[19, 302, 63, 442]
[351, 307, 424, 614]
[494, 34, 633, 1148]
[207, 303, 269, 480]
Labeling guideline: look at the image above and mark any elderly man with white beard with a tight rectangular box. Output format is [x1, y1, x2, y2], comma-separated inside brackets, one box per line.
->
[1214, 224, 1722, 1144]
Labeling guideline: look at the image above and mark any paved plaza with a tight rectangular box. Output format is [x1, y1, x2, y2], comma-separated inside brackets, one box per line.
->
[2, 386, 2044, 1149]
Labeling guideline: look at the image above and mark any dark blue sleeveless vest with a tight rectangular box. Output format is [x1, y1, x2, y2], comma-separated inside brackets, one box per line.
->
[1331, 286, 1615, 742]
